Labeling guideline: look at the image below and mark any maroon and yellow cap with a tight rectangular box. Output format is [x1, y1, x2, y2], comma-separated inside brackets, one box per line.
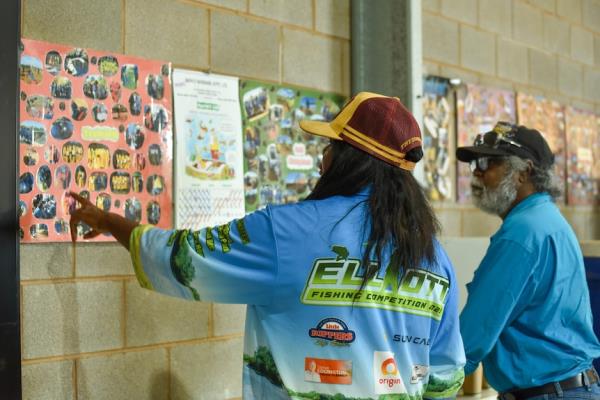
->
[299, 92, 422, 171]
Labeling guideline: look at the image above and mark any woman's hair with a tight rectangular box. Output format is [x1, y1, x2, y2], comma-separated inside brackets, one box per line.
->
[506, 156, 562, 200]
[306, 140, 440, 286]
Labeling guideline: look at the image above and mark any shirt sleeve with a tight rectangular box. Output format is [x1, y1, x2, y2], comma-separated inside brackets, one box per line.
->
[459, 238, 535, 375]
[424, 250, 466, 399]
[129, 207, 279, 305]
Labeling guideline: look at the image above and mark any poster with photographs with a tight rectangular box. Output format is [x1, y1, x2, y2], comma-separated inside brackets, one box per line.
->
[19, 38, 173, 242]
[516, 93, 567, 203]
[173, 69, 244, 229]
[422, 76, 454, 201]
[564, 107, 599, 205]
[240, 80, 346, 212]
[455, 83, 516, 203]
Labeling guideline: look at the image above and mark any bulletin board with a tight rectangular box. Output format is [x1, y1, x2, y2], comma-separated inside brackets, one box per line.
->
[565, 107, 600, 206]
[516, 93, 567, 202]
[239, 80, 346, 212]
[455, 84, 516, 203]
[19, 38, 173, 242]
[422, 76, 454, 201]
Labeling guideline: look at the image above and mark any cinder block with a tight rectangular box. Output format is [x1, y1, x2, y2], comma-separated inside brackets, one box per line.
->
[423, 13, 459, 65]
[439, 66, 479, 84]
[460, 25, 496, 75]
[191, 0, 247, 11]
[434, 208, 463, 236]
[480, 76, 515, 91]
[478, 0, 512, 37]
[557, 0, 582, 22]
[529, 49, 557, 91]
[20, 243, 72, 281]
[75, 243, 133, 277]
[513, 1, 544, 49]
[583, 66, 600, 102]
[582, 0, 600, 31]
[125, 0, 209, 68]
[342, 40, 351, 95]
[213, 303, 246, 336]
[77, 349, 168, 399]
[543, 14, 570, 54]
[497, 38, 529, 84]
[171, 337, 243, 399]
[558, 57, 583, 97]
[530, 0, 556, 12]
[22, 281, 123, 359]
[571, 26, 594, 65]
[461, 209, 502, 237]
[562, 209, 590, 239]
[249, 0, 312, 28]
[22, 360, 74, 400]
[423, 0, 441, 12]
[23, 0, 122, 52]
[125, 281, 210, 347]
[211, 12, 280, 81]
[315, 0, 350, 38]
[595, 35, 600, 67]
[423, 61, 441, 76]
[441, 0, 477, 24]
[282, 28, 344, 93]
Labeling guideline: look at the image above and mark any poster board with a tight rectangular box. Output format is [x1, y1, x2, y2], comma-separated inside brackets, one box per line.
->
[516, 93, 567, 202]
[422, 76, 454, 201]
[455, 84, 516, 203]
[564, 107, 600, 206]
[19, 38, 173, 242]
[239, 80, 346, 212]
[173, 69, 245, 229]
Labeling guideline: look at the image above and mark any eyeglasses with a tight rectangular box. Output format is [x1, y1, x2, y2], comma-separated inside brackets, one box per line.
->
[474, 122, 523, 150]
[469, 157, 504, 173]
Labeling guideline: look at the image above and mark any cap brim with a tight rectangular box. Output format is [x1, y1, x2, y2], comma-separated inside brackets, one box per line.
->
[456, 146, 510, 162]
[299, 120, 341, 141]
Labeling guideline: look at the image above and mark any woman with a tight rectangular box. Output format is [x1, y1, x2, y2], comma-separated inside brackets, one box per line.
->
[69, 92, 465, 399]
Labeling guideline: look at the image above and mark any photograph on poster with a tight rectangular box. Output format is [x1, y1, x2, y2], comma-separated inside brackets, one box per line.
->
[456, 83, 516, 203]
[240, 81, 346, 212]
[19, 38, 173, 242]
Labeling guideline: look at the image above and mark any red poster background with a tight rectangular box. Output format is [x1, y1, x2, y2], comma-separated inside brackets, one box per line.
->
[19, 38, 173, 242]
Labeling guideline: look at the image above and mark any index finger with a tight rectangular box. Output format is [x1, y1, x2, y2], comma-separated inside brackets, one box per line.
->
[68, 191, 91, 206]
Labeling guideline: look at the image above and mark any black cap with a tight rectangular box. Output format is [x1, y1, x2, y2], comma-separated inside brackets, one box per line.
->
[456, 122, 554, 168]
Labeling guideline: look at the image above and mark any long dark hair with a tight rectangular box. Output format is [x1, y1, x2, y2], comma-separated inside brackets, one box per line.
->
[306, 140, 440, 285]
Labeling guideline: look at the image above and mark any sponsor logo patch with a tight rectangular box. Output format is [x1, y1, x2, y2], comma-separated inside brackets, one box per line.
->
[309, 317, 355, 347]
[304, 357, 352, 385]
[373, 351, 406, 394]
[411, 365, 429, 384]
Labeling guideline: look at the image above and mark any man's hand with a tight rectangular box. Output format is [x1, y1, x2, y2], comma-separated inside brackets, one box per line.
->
[68, 191, 110, 242]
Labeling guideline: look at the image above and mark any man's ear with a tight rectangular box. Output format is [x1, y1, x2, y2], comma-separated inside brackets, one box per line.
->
[518, 160, 534, 184]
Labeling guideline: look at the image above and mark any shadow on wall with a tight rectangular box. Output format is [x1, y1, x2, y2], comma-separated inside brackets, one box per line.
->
[152, 370, 190, 400]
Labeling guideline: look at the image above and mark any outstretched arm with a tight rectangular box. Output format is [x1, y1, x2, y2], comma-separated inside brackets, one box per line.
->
[68, 191, 138, 249]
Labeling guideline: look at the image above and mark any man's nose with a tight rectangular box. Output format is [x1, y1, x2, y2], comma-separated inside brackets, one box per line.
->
[472, 168, 484, 177]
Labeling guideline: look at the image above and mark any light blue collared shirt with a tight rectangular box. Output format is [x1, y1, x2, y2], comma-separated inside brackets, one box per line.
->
[460, 192, 600, 391]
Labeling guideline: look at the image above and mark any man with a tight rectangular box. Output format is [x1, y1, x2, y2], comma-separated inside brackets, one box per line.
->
[457, 121, 600, 399]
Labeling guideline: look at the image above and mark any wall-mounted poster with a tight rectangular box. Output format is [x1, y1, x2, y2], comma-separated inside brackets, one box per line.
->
[173, 69, 244, 229]
[422, 76, 454, 201]
[239, 80, 346, 212]
[516, 93, 567, 202]
[565, 107, 599, 205]
[19, 38, 173, 242]
[456, 84, 516, 203]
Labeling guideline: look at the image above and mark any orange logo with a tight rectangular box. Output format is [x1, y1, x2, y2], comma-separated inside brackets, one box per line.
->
[381, 357, 398, 376]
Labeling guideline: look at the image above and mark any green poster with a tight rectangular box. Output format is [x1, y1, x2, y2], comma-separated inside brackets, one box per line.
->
[240, 80, 346, 212]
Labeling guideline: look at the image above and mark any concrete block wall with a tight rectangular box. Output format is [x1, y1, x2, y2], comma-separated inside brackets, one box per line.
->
[423, 0, 600, 240]
[20, 0, 349, 399]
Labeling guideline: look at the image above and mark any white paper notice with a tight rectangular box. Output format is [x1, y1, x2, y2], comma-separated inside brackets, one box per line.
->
[173, 69, 244, 229]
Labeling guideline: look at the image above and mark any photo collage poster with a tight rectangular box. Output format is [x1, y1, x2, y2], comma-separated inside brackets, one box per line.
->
[516, 93, 567, 203]
[455, 83, 516, 203]
[564, 107, 600, 206]
[422, 76, 454, 201]
[239, 80, 346, 212]
[19, 38, 173, 242]
[173, 69, 245, 229]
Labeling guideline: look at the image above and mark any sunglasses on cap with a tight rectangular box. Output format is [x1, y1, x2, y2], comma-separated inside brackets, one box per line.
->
[469, 156, 505, 173]
[474, 122, 523, 150]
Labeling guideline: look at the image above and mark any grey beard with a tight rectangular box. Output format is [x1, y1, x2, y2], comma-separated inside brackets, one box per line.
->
[471, 172, 518, 216]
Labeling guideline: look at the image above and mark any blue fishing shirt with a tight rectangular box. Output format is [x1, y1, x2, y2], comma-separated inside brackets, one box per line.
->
[130, 191, 466, 399]
[460, 192, 600, 391]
